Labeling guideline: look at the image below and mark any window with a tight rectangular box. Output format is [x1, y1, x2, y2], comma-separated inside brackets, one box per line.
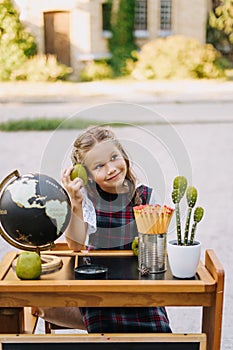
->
[160, 0, 172, 32]
[135, 0, 147, 31]
[102, 1, 112, 32]
[102, 0, 148, 39]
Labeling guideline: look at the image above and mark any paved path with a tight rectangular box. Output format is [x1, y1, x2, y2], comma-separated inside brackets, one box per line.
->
[0, 80, 233, 348]
[1, 80, 233, 104]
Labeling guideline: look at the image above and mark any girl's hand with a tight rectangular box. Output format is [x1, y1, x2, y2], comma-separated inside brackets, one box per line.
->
[62, 167, 84, 206]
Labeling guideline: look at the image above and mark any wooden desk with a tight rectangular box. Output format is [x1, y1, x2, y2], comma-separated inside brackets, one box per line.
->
[0, 249, 224, 350]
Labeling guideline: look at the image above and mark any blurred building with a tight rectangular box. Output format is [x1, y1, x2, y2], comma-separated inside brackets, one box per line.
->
[13, 0, 212, 74]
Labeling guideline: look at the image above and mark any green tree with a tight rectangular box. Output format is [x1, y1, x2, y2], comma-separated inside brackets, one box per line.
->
[0, 0, 37, 80]
[108, 0, 137, 76]
[207, 0, 233, 61]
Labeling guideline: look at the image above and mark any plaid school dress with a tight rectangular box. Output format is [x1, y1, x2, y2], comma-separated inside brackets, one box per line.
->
[80, 184, 171, 333]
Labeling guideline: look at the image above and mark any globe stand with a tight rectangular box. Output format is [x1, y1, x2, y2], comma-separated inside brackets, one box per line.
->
[12, 253, 63, 275]
[0, 170, 72, 275]
[0, 221, 63, 274]
[0, 228, 64, 274]
[35, 246, 63, 274]
[40, 254, 63, 274]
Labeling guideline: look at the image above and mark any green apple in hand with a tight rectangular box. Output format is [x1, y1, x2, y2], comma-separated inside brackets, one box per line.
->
[70, 164, 88, 185]
[131, 236, 139, 256]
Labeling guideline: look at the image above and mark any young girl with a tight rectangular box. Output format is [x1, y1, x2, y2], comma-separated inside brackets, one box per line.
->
[37, 125, 171, 333]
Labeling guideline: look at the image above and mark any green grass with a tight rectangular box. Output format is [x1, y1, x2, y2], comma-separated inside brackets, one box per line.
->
[2, 116, 229, 131]
[0, 118, 105, 131]
[0, 118, 148, 131]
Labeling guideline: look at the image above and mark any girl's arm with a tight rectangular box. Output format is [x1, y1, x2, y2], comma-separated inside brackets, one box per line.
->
[64, 201, 88, 251]
[62, 167, 88, 251]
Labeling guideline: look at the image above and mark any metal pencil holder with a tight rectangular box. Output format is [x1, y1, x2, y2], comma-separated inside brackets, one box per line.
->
[138, 232, 167, 274]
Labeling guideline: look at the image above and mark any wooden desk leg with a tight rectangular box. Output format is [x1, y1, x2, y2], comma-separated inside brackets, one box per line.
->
[202, 250, 225, 350]
[0, 307, 25, 334]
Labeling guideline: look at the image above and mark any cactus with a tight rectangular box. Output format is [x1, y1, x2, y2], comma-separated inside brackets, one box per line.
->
[184, 186, 198, 245]
[173, 176, 187, 197]
[190, 207, 204, 245]
[172, 176, 187, 245]
[171, 176, 204, 246]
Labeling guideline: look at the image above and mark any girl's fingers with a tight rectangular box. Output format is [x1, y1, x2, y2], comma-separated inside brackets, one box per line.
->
[62, 168, 85, 206]
[62, 175, 83, 199]
[62, 167, 73, 184]
[63, 166, 73, 177]
[71, 177, 84, 187]
[62, 167, 85, 188]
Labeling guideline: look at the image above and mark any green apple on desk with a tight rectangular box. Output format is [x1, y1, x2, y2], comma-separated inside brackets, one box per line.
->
[16, 251, 42, 280]
[131, 236, 139, 256]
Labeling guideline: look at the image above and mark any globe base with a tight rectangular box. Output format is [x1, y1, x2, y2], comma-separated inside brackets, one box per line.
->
[12, 254, 63, 275]
[40, 254, 63, 274]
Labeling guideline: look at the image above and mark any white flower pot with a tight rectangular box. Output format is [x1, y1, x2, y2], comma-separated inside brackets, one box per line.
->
[167, 240, 201, 278]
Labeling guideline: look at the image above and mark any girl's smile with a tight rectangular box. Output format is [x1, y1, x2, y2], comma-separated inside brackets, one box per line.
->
[106, 171, 121, 181]
[84, 141, 128, 194]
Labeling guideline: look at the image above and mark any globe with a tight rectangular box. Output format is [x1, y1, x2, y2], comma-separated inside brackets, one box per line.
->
[0, 170, 71, 251]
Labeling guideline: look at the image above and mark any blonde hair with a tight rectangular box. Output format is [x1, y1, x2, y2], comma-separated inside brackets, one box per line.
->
[71, 125, 141, 205]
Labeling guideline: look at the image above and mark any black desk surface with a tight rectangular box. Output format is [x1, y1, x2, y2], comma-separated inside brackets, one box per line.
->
[6, 255, 197, 281]
[76, 255, 197, 281]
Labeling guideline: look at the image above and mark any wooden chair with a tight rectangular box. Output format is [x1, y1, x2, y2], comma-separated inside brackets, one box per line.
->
[44, 320, 73, 334]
